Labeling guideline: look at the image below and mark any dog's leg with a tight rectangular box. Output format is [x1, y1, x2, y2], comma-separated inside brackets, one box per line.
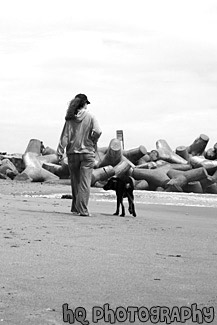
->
[132, 202, 136, 217]
[128, 192, 136, 217]
[113, 193, 120, 215]
[128, 195, 133, 214]
[127, 192, 133, 213]
[120, 195, 125, 217]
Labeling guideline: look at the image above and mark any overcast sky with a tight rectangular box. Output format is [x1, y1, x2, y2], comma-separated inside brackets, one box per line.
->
[1, 0, 217, 154]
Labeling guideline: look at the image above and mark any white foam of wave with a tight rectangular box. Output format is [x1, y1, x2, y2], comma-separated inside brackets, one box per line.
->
[23, 189, 217, 208]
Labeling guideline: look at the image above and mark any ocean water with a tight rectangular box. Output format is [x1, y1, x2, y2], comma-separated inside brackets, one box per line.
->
[24, 188, 217, 208]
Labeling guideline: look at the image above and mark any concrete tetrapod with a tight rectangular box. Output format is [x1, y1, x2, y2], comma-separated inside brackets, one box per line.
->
[42, 155, 70, 179]
[187, 134, 209, 156]
[199, 176, 215, 193]
[16, 152, 59, 182]
[96, 138, 122, 168]
[190, 156, 217, 172]
[136, 161, 192, 172]
[37, 154, 59, 165]
[42, 146, 57, 155]
[134, 180, 149, 190]
[175, 146, 190, 162]
[204, 148, 216, 160]
[165, 167, 209, 192]
[185, 181, 203, 193]
[156, 139, 188, 165]
[113, 156, 135, 178]
[0, 154, 25, 173]
[137, 153, 152, 165]
[42, 162, 64, 177]
[91, 165, 115, 186]
[123, 145, 147, 165]
[24, 139, 44, 155]
[204, 169, 217, 194]
[131, 167, 170, 190]
[0, 159, 19, 179]
[206, 183, 217, 194]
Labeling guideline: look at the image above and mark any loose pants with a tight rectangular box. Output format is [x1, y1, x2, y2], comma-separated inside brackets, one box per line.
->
[67, 153, 95, 215]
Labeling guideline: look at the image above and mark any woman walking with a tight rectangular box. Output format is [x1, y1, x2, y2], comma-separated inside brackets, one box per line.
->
[57, 94, 102, 216]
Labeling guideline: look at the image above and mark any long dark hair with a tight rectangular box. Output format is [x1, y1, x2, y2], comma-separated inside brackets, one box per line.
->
[65, 97, 85, 121]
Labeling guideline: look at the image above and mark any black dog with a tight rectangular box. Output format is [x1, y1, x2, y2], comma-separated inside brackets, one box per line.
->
[103, 176, 136, 217]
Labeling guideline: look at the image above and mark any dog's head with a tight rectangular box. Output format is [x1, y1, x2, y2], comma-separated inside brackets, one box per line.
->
[103, 177, 118, 191]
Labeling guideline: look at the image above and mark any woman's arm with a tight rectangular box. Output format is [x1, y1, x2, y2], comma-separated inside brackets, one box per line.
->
[91, 115, 102, 143]
[57, 121, 69, 158]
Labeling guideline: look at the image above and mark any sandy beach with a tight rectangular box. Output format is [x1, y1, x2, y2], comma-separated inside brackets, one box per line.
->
[0, 179, 217, 324]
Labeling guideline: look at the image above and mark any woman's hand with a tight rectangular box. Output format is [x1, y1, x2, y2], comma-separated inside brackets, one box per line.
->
[57, 154, 63, 163]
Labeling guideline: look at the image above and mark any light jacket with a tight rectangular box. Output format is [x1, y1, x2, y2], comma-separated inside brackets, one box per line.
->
[57, 109, 102, 156]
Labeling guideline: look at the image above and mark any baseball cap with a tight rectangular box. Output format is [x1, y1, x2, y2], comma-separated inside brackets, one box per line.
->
[75, 93, 90, 104]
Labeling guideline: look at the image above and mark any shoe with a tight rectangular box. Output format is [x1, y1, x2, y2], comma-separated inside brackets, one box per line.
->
[78, 213, 92, 217]
[71, 211, 79, 215]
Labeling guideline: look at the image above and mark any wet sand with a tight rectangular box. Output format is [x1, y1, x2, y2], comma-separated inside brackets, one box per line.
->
[0, 179, 217, 324]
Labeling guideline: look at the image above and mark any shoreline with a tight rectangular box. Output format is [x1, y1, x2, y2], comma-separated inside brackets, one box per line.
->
[1, 179, 217, 208]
